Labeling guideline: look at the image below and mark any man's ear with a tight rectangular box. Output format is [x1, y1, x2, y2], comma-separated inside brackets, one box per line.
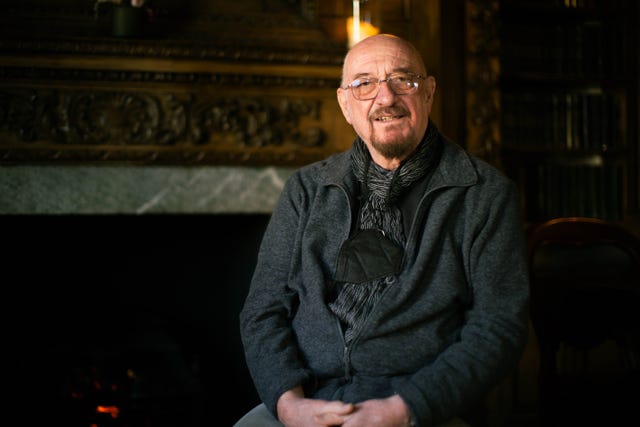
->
[337, 88, 353, 125]
[425, 76, 436, 104]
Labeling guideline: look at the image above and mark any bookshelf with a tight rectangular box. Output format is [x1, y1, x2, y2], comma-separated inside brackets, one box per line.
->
[498, 0, 639, 227]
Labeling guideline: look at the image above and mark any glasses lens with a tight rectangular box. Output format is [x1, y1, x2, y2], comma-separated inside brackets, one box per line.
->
[353, 79, 376, 100]
[390, 75, 417, 94]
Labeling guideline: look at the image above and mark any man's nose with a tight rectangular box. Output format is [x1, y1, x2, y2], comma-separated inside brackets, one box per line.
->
[374, 80, 397, 103]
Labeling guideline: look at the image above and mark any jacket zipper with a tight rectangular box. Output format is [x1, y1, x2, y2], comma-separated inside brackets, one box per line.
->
[343, 345, 352, 381]
[334, 316, 352, 381]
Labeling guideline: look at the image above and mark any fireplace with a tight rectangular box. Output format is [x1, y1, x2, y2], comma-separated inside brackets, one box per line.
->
[7, 213, 269, 426]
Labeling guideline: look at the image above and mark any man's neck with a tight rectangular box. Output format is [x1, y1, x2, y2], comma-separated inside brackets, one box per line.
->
[371, 153, 403, 171]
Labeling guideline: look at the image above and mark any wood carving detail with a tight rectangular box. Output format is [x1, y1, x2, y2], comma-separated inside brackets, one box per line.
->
[465, 0, 501, 166]
[0, 88, 327, 165]
[0, 0, 349, 165]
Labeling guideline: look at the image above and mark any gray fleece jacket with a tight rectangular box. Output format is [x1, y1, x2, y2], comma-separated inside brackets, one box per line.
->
[239, 130, 530, 426]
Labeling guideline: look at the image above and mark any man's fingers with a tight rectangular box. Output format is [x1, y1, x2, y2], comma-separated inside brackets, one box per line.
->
[313, 411, 348, 425]
[323, 401, 355, 415]
[312, 402, 355, 425]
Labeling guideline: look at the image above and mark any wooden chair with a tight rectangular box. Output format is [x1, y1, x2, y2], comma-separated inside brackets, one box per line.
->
[525, 217, 640, 426]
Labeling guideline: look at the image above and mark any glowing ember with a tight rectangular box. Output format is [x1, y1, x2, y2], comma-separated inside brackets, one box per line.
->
[96, 405, 120, 419]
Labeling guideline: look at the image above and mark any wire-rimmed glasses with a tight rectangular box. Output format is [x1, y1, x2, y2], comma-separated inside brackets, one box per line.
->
[342, 72, 425, 100]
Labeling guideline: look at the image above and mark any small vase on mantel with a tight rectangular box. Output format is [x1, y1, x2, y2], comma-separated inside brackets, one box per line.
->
[111, 5, 144, 38]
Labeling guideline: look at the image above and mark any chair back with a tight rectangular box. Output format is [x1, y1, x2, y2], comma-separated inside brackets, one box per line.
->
[526, 217, 640, 424]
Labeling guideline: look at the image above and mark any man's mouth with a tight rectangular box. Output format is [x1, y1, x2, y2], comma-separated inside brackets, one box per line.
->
[372, 109, 407, 122]
[375, 115, 403, 122]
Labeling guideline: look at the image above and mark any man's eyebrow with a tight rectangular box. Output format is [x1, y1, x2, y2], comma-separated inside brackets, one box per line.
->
[351, 68, 416, 80]
[393, 68, 413, 74]
[351, 72, 373, 80]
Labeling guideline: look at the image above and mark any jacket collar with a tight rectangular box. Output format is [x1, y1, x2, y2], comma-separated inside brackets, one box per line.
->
[429, 135, 478, 190]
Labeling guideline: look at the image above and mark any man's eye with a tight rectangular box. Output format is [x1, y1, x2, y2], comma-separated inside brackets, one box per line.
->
[393, 75, 411, 83]
[357, 79, 374, 87]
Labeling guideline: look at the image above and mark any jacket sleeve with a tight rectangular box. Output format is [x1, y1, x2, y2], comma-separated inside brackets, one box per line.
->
[393, 175, 530, 426]
[238, 171, 314, 417]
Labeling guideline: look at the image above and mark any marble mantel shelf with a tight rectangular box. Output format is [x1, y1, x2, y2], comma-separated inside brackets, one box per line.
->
[0, 165, 294, 214]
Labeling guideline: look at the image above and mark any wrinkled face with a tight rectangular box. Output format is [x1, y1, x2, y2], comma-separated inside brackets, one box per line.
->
[337, 34, 436, 168]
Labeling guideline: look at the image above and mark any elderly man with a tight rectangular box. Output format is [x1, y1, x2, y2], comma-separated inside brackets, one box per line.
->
[236, 34, 529, 427]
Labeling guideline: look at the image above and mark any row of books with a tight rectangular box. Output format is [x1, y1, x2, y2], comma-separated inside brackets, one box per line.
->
[501, 0, 632, 14]
[500, 19, 630, 79]
[524, 163, 624, 221]
[500, 0, 634, 225]
[501, 90, 623, 151]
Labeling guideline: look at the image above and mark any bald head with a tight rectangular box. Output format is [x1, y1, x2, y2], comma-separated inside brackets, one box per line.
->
[341, 34, 427, 87]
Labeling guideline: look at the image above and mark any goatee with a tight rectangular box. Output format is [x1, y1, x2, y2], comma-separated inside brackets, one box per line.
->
[371, 133, 418, 159]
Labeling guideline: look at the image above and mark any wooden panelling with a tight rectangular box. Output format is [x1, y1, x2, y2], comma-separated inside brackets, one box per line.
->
[0, 0, 356, 166]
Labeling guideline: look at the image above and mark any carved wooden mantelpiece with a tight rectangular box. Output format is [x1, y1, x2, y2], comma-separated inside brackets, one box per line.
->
[0, 0, 354, 166]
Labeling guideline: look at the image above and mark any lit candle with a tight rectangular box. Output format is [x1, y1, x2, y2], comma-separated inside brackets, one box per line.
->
[352, 1, 360, 47]
[347, 1, 380, 48]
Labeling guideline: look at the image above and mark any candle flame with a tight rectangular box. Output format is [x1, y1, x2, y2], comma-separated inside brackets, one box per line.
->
[347, 1, 380, 48]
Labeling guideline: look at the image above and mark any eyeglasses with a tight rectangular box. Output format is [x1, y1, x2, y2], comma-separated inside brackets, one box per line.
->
[342, 72, 425, 100]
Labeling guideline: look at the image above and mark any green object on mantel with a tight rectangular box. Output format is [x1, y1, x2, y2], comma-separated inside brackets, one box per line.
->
[112, 6, 144, 38]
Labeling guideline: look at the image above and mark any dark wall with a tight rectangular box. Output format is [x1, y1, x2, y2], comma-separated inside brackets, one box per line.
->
[6, 214, 269, 426]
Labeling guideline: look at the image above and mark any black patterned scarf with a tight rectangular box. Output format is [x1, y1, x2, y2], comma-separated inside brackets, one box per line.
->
[329, 122, 442, 344]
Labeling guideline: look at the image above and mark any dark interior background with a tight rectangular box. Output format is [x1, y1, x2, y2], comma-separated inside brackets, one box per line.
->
[6, 214, 269, 426]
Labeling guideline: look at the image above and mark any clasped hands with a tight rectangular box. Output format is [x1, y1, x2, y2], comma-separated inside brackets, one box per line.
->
[276, 386, 412, 427]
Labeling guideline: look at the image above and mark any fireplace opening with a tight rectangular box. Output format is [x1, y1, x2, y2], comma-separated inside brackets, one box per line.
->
[6, 214, 269, 426]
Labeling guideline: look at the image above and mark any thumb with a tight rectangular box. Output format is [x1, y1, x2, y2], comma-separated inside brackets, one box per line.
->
[313, 411, 349, 425]
[323, 401, 356, 415]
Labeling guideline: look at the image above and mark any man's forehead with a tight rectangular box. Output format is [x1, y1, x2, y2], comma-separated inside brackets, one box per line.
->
[345, 46, 414, 74]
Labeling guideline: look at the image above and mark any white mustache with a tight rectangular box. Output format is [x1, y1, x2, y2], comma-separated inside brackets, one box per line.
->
[370, 108, 408, 121]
